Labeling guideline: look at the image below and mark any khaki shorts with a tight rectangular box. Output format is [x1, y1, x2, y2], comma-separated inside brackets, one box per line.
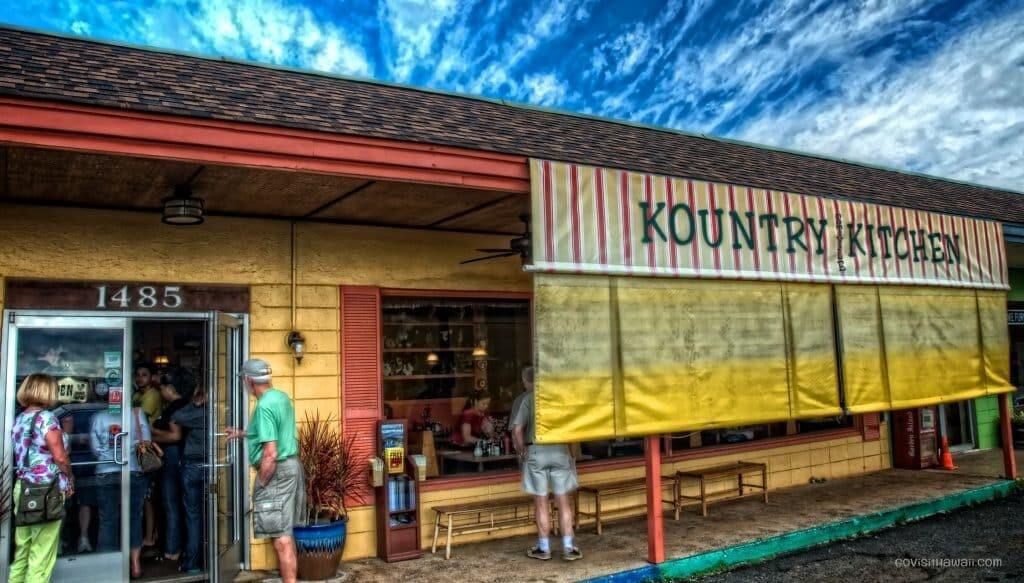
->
[252, 457, 306, 539]
[522, 444, 578, 496]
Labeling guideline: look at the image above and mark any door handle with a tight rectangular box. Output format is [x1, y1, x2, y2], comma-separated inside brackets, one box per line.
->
[112, 431, 129, 465]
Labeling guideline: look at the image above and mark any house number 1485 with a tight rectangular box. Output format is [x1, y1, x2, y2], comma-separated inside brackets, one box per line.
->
[96, 285, 183, 309]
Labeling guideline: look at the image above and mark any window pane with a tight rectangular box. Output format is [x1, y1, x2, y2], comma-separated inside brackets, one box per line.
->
[382, 296, 530, 478]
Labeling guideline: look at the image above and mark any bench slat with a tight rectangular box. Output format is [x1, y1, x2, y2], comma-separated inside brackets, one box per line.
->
[433, 496, 534, 515]
[676, 461, 766, 480]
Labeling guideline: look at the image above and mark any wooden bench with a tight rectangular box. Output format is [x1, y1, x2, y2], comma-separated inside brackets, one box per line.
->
[667, 461, 768, 520]
[431, 496, 539, 559]
[575, 477, 677, 535]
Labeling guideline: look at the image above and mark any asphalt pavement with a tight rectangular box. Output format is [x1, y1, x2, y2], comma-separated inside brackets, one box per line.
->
[694, 488, 1024, 582]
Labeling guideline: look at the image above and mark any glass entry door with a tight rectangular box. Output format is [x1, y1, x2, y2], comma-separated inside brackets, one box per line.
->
[1, 314, 133, 583]
[207, 312, 245, 582]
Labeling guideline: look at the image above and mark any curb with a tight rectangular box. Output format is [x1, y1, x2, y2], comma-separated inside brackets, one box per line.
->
[582, 480, 1018, 583]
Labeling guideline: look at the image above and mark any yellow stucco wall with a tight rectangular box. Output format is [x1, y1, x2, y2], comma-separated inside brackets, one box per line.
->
[0, 203, 890, 570]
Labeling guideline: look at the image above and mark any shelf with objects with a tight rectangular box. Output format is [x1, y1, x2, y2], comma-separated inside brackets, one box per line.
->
[381, 294, 531, 478]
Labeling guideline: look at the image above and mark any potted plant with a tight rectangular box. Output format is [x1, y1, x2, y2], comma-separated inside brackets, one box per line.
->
[293, 412, 365, 581]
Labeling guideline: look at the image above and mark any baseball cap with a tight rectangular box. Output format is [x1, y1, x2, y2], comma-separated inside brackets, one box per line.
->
[238, 358, 273, 379]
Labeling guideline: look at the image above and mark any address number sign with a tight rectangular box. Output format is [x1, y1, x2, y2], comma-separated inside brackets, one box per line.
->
[4, 280, 250, 313]
[96, 285, 183, 309]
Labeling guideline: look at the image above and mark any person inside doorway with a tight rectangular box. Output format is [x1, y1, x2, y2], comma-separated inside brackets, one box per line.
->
[150, 370, 194, 563]
[90, 405, 153, 578]
[132, 362, 163, 550]
[133, 362, 164, 423]
[511, 366, 582, 561]
[226, 359, 305, 583]
[167, 381, 208, 575]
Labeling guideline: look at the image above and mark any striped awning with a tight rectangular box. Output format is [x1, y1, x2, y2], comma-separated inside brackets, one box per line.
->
[529, 160, 1008, 290]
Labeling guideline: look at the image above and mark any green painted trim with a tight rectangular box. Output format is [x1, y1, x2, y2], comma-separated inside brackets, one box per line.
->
[0, 24, 1021, 203]
[974, 396, 1001, 450]
[658, 481, 1016, 580]
[584, 481, 1017, 583]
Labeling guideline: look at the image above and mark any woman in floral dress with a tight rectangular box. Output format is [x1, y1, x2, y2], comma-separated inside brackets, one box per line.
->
[9, 373, 74, 583]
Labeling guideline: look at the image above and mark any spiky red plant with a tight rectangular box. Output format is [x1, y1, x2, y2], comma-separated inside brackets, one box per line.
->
[298, 412, 365, 524]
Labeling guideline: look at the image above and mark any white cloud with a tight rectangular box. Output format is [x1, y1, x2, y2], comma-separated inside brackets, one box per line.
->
[738, 9, 1024, 192]
[646, 0, 935, 129]
[135, 0, 373, 77]
[468, 0, 593, 96]
[379, 0, 461, 81]
[69, 19, 90, 35]
[522, 72, 568, 106]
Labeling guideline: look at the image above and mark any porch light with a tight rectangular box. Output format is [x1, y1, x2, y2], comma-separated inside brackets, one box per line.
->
[162, 185, 205, 225]
[287, 331, 306, 365]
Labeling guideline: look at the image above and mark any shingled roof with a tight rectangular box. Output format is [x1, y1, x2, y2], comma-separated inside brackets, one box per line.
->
[1, 27, 1021, 224]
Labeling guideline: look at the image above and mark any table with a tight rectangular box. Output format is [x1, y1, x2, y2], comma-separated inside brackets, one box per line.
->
[439, 450, 518, 474]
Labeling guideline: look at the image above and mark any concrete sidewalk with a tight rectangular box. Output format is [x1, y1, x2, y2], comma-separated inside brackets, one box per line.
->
[334, 455, 1009, 583]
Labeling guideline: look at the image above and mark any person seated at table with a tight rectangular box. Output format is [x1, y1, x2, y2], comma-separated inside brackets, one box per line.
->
[451, 393, 493, 447]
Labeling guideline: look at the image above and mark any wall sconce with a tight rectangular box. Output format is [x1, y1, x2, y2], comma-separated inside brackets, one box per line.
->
[286, 331, 306, 365]
[425, 352, 439, 366]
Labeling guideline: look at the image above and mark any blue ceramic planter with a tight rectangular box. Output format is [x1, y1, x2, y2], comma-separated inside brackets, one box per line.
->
[294, 517, 348, 580]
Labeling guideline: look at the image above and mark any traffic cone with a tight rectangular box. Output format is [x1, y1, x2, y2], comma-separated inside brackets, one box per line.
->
[938, 436, 957, 470]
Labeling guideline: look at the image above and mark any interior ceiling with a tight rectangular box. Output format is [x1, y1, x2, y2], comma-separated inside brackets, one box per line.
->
[0, 146, 527, 235]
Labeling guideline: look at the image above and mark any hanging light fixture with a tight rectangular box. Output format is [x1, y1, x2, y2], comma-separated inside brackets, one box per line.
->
[153, 321, 170, 368]
[162, 184, 205, 225]
[472, 341, 488, 361]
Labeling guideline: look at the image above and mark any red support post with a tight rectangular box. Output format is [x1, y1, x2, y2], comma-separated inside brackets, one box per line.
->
[998, 393, 1017, 480]
[644, 434, 665, 564]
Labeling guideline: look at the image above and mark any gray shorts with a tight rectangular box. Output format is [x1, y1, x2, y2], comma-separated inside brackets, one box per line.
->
[252, 457, 306, 539]
[522, 444, 578, 496]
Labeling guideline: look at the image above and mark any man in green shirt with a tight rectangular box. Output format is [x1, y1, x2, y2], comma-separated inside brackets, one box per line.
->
[226, 359, 304, 583]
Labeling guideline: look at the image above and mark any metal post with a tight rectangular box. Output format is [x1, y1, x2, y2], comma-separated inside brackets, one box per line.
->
[998, 393, 1017, 479]
[644, 434, 665, 564]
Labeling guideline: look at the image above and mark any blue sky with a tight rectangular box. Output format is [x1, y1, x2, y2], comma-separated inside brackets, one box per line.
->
[3, 0, 1023, 191]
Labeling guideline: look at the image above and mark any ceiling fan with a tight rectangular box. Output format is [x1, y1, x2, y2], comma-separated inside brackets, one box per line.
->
[460, 214, 531, 265]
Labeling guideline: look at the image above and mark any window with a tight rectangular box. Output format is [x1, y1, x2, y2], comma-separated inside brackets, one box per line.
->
[381, 294, 530, 477]
[381, 292, 855, 480]
[663, 416, 853, 454]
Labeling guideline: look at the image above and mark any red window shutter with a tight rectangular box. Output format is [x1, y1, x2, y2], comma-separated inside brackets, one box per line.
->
[341, 285, 381, 507]
[861, 413, 881, 441]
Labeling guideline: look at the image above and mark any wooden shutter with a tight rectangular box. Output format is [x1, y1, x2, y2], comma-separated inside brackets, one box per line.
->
[341, 285, 381, 507]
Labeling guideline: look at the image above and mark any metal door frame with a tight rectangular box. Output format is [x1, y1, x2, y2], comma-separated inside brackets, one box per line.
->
[1, 311, 135, 582]
[0, 309, 251, 581]
[207, 311, 248, 583]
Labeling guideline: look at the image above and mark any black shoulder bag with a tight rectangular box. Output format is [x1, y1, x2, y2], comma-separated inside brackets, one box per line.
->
[14, 412, 66, 526]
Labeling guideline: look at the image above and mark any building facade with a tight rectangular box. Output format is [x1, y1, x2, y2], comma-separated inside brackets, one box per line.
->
[0, 27, 1018, 579]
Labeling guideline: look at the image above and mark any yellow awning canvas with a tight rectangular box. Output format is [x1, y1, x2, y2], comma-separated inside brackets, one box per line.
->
[529, 159, 1013, 444]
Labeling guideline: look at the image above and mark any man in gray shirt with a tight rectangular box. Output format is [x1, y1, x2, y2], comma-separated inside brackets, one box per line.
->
[510, 366, 581, 561]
